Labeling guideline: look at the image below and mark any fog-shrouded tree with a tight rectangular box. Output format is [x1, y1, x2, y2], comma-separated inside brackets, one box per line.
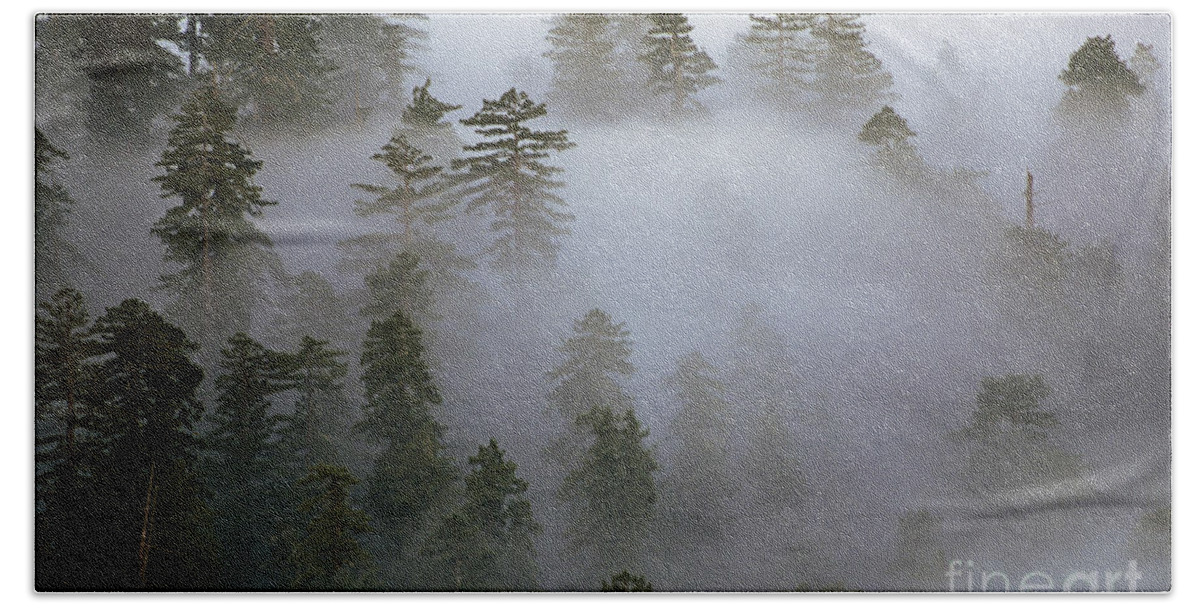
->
[1129, 42, 1162, 88]
[398, 78, 464, 165]
[152, 84, 282, 344]
[808, 13, 893, 123]
[267, 271, 358, 353]
[739, 13, 816, 109]
[360, 250, 434, 323]
[859, 105, 922, 178]
[197, 15, 336, 131]
[35, 130, 79, 303]
[454, 89, 576, 271]
[316, 14, 425, 125]
[956, 374, 1086, 496]
[544, 14, 633, 122]
[601, 570, 654, 591]
[657, 352, 738, 577]
[35, 288, 98, 590]
[204, 332, 293, 589]
[358, 309, 457, 585]
[890, 510, 948, 591]
[639, 13, 720, 115]
[561, 406, 658, 578]
[285, 464, 374, 589]
[86, 299, 216, 589]
[278, 336, 352, 471]
[547, 309, 636, 466]
[1057, 34, 1144, 122]
[422, 439, 541, 590]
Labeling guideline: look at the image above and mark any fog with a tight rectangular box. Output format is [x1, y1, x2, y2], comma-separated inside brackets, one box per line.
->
[35, 13, 1170, 591]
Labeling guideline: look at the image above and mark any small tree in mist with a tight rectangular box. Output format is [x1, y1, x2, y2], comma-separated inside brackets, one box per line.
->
[859, 105, 923, 178]
[285, 464, 374, 589]
[890, 510, 947, 591]
[353, 134, 455, 251]
[956, 374, 1085, 495]
[544, 14, 633, 122]
[358, 309, 456, 584]
[197, 15, 336, 131]
[547, 309, 636, 465]
[562, 406, 658, 578]
[35, 130, 79, 300]
[808, 14, 893, 122]
[1129, 42, 1162, 88]
[740, 13, 816, 109]
[639, 13, 720, 115]
[422, 439, 541, 590]
[205, 332, 293, 589]
[1057, 35, 1144, 121]
[398, 78, 464, 164]
[601, 570, 653, 591]
[316, 14, 424, 125]
[454, 89, 576, 271]
[152, 84, 281, 344]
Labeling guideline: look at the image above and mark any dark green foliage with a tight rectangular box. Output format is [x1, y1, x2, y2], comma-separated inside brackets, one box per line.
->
[198, 15, 336, 131]
[403, 78, 463, 129]
[562, 406, 658, 576]
[85, 299, 216, 589]
[890, 510, 947, 591]
[548, 309, 636, 425]
[454, 89, 576, 271]
[809, 14, 893, 120]
[544, 15, 632, 121]
[397, 78, 464, 166]
[361, 250, 434, 322]
[963, 374, 1057, 441]
[285, 464, 374, 589]
[859, 105, 916, 149]
[359, 310, 456, 572]
[639, 14, 720, 114]
[352, 135, 454, 248]
[1058, 35, 1144, 119]
[601, 570, 653, 591]
[316, 14, 424, 124]
[741, 13, 816, 108]
[34, 130, 78, 299]
[205, 332, 293, 588]
[423, 439, 541, 590]
[279, 337, 351, 470]
[66, 15, 186, 138]
[152, 84, 280, 341]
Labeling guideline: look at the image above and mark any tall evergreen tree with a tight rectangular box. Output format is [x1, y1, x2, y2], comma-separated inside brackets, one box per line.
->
[454, 89, 576, 271]
[198, 15, 336, 131]
[35, 288, 98, 590]
[561, 406, 658, 577]
[1057, 34, 1144, 121]
[285, 464, 374, 589]
[423, 439, 541, 590]
[278, 337, 352, 471]
[316, 14, 425, 125]
[34, 130, 79, 312]
[740, 13, 816, 109]
[86, 299, 216, 589]
[152, 84, 281, 343]
[204, 333, 292, 588]
[544, 14, 632, 121]
[358, 310, 457, 584]
[639, 14, 720, 114]
[808, 14, 893, 122]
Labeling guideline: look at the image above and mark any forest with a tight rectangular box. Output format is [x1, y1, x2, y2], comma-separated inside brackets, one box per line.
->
[34, 13, 1169, 591]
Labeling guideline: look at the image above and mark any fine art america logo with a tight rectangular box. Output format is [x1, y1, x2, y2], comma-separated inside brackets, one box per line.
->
[945, 560, 1144, 592]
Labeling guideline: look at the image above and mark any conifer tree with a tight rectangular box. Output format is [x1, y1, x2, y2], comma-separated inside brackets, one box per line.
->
[1057, 35, 1144, 121]
[859, 105, 922, 178]
[205, 332, 293, 588]
[359, 310, 456, 582]
[316, 14, 425, 125]
[398, 78, 464, 164]
[423, 439, 541, 590]
[639, 14, 720, 114]
[267, 271, 357, 352]
[547, 309, 636, 464]
[86, 299, 216, 589]
[740, 13, 816, 109]
[361, 250, 434, 322]
[35, 130, 78, 300]
[454, 89, 576, 271]
[198, 15, 336, 131]
[353, 135, 454, 249]
[808, 14, 893, 122]
[35, 288, 98, 590]
[152, 84, 280, 343]
[544, 14, 631, 121]
[286, 464, 374, 589]
[278, 337, 352, 471]
[561, 406, 658, 577]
